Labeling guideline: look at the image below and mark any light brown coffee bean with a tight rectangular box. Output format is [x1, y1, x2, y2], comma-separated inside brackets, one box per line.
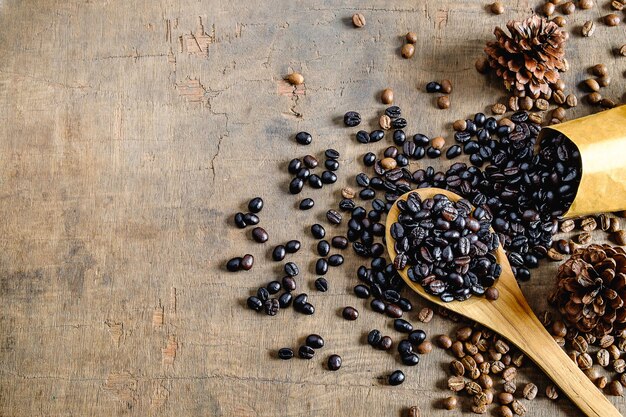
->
[599, 335, 615, 348]
[604, 13, 621, 26]
[440, 79, 452, 94]
[573, 335, 589, 353]
[472, 404, 488, 414]
[473, 391, 489, 407]
[503, 381, 516, 394]
[565, 94, 578, 107]
[609, 218, 620, 232]
[609, 344, 622, 360]
[511, 400, 526, 416]
[601, 97, 616, 108]
[547, 248, 566, 261]
[553, 90, 566, 104]
[407, 406, 420, 417]
[591, 63, 608, 77]
[562, 1, 575, 13]
[465, 381, 482, 395]
[450, 360, 465, 376]
[598, 75, 611, 87]
[535, 98, 549, 110]
[494, 340, 510, 354]
[546, 384, 559, 400]
[615, 230, 626, 246]
[519, 96, 533, 111]
[456, 327, 472, 341]
[437, 95, 450, 109]
[453, 119, 467, 131]
[442, 396, 457, 410]
[577, 232, 592, 245]
[485, 287, 499, 300]
[465, 342, 478, 356]
[381, 88, 394, 105]
[352, 13, 366, 27]
[598, 348, 610, 366]
[582, 20, 595, 37]
[498, 405, 513, 417]
[621, 373, 626, 388]
[478, 374, 493, 390]
[587, 92, 602, 105]
[380, 157, 397, 170]
[580, 217, 598, 232]
[286, 72, 304, 85]
[502, 367, 517, 381]
[577, 353, 593, 370]
[416, 340, 432, 354]
[552, 16, 567, 27]
[543, 2, 556, 16]
[584, 78, 600, 92]
[448, 376, 466, 392]
[418, 307, 434, 323]
[437, 334, 453, 349]
[523, 383, 538, 400]
[379, 115, 391, 130]
[491, 1, 505, 14]
[405, 32, 418, 44]
[461, 355, 477, 372]
[491, 103, 506, 115]
[597, 376, 608, 389]
[612, 0, 625, 10]
[579, 0, 594, 9]
[614, 359, 626, 373]
[498, 392, 514, 404]
[451, 341, 465, 358]
[431, 136, 446, 150]
[560, 219, 575, 232]
[508, 96, 519, 112]
[552, 106, 566, 121]
[609, 380, 624, 396]
[401, 43, 415, 59]
[341, 187, 355, 199]
[528, 112, 543, 125]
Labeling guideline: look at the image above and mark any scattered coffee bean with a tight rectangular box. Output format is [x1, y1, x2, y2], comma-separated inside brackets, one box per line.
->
[437, 95, 450, 109]
[305, 334, 324, 349]
[327, 209, 342, 225]
[407, 405, 421, 417]
[545, 384, 559, 400]
[278, 347, 294, 360]
[298, 345, 315, 359]
[311, 224, 326, 239]
[299, 198, 314, 210]
[418, 307, 434, 323]
[485, 287, 500, 300]
[241, 254, 254, 270]
[295, 131, 312, 145]
[344, 111, 361, 127]
[284, 262, 300, 277]
[381, 88, 394, 104]
[394, 319, 413, 333]
[247, 296, 263, 312]
[315, 277, 329, 292]
[379, 335, 393, 350]
[343, 306, 359, 320]
[285, 72, 304, 85]
[441, 79, 453, 94]
[282, 276, 296, 292]
[426, 82, 442, 93]
[491, 1, 504, 14]
[264, 298, 280, 316]
[317, 240, 330, 256]
[401, 44, 415, 59]
[388, 370, 405, 386]
[604, 13, 620, 26]
[614, 230, 626, 246]
[352, 13, 366, 28]
[226, 257, 242, 272]
[327, 354, 342, 371]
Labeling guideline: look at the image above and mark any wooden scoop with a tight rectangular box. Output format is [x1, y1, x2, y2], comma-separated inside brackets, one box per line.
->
[385, 188, 622, 417]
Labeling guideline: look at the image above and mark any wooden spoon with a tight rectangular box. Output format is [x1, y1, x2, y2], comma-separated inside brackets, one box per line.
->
[385, 188, 623, 417]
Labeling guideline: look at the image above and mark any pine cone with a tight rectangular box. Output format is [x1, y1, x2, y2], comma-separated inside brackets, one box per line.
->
[549, 244, 626, 338]
[484, 15, 567, 99]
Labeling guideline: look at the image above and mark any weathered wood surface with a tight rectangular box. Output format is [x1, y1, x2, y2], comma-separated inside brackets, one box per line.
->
[0, 1, 624, 416]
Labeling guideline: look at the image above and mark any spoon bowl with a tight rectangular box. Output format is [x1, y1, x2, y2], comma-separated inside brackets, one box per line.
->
[386, 188, 622, 417]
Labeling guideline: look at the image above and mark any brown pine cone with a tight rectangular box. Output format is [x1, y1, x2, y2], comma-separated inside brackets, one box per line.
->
[484, 15, 567, 99]
[549, 244, 626, 338]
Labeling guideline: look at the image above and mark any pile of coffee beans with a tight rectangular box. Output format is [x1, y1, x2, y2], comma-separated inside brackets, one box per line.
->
[288, 149, 340, 195]
[390, 193, 502, 302]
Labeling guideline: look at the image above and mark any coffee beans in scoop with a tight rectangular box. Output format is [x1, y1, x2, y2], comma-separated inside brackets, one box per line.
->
[390, 192, 502, 302]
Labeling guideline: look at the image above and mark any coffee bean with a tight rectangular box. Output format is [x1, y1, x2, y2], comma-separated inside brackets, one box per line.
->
[311, 224, 325, 239]
[284, 262, 300, 277]
[388, 370, 405, 386]
[289, 177, 304, 194]
[316, 258, 329, 275]
[344, 111, 361, 127]
[342, 306, 359, 320]
[327, 354, 342, 371]
[401, 44, 415, 59]
[325, 149, 340, 159]
[314, 277, 328, 292]
[386, 303, 403, 318]
[604, 13, 620, 26]
[247, 296, 263, 312]
[368, 329, 382, 346]
[485, 287, 499, 300]
[282, 276, 296, 292]
[327, 210, 342, 225]
[299, 302, 315, 315]
[285, 72, 304, 85]
[317, 240, 330, 256]
[491, 1, 504, 14]
[226, 257, 242, 272]
[264, 298, 280, 316]
[408, 330, 426, 346]
[248, 197, 263, 213]
[278, 292, 292, 308]
[394, 319, 413, 333]
[295, 131, 312, 145]
[234, 212, 247, 228]
[308, 174, 322, 188]
[354, 284, 370, 298]
[381, 88, 394, 105]
[426, 81, 442, 93]
[328, 254, 344, 266]
[379, 336, 393, 350]
[298, 345, 315, 359]
[240, 254, 254, 271]
[437, 96, 450, 109]
[614, 230, 626, 246]
[446, 145, 462, 159]
[305, 334, 324, 349]
[243, 213, 260, 225]
[278, 347, 294, 360]
[272, 245, 286, 261]
[352, 13, 366, 27]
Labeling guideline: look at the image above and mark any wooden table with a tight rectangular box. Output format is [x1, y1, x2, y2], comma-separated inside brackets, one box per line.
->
[0, 1, 625, 415]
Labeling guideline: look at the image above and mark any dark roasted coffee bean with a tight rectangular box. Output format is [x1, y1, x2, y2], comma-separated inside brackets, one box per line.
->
[226, 257, 242, 272]
[379, 336, 393, 350]
[299, 198, 315, 210]
[413, 134, 430, 146]
[371, 298, 386, 313]
[328, 254, 344, 266]
[299, 302, 315, 315]
[356, 130, 370, 144]
[363, 152, 376, 166]
[298, 345, 315, 359]
[264, 298, 280, 316]
[317, 240, 330, 256]
[303, 154, 318, 168]
[344, 111, 361, 127]
[285, 240, 301, 253]
[385, 106, 402, 118]
[288, 158, 302, 174]
[295, 131, 312, 145]
[306, 334, 325, 349]
[388, 370, 405, 385]
[248, 197, 263, 213]
[397, 298, 412, 312]
[315, 277, 329, 292]
[394, 319, 413, 333]
[327, 354, 342, 371]
[360, 188, 375, 200]
[293, 293, 308, 308]
[297, 168, 310, 180]
[321, 171, 337, 184]
[331, 236, 348, 249]
[309, 174, 323, 188]
[257, 287, 270, 302]
[342, 306, 359, 320]
[266, 280, 281, 294]
[247, 296, 263, 312]
[426, 146, 441, 158]
[325, 159, 339, 171]
[284, 262, 300, 277]
[339, 199, 356, 211]
[278, 347, 294, 360]
[243, 213, 260, 225]
[234, 212, 247, 228]
[426, 81, 442, 93]
[289, 177, 304, 194]
[408, 330, 426, 346]
[401, 352, 420, 366]
[386, 303, 403, 318]
[308, 225, 325, 241]
[368, 329, 382, 346]
[282, 276, 297, 292]
[356, 173, 370, 187]
[370, 130, 385, 143]
[354, 284, 370, 298]
[325, 149, 340, 160]
[446, 145, 462, 159]
[391, 118, 407, 129]
[327, 210, 342, 225]
[272, 245, 286, 261]
[316, 258, 329, 275]
[278, 292, 292, 308]
[252, 227, 269, 243]
[393, 130, 407, 145]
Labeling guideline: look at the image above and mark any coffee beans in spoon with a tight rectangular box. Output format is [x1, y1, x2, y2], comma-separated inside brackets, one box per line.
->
[390, 192, 502, 302]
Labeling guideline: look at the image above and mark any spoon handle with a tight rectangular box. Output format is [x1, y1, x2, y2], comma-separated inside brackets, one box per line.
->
[502, 300, 622, 417]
